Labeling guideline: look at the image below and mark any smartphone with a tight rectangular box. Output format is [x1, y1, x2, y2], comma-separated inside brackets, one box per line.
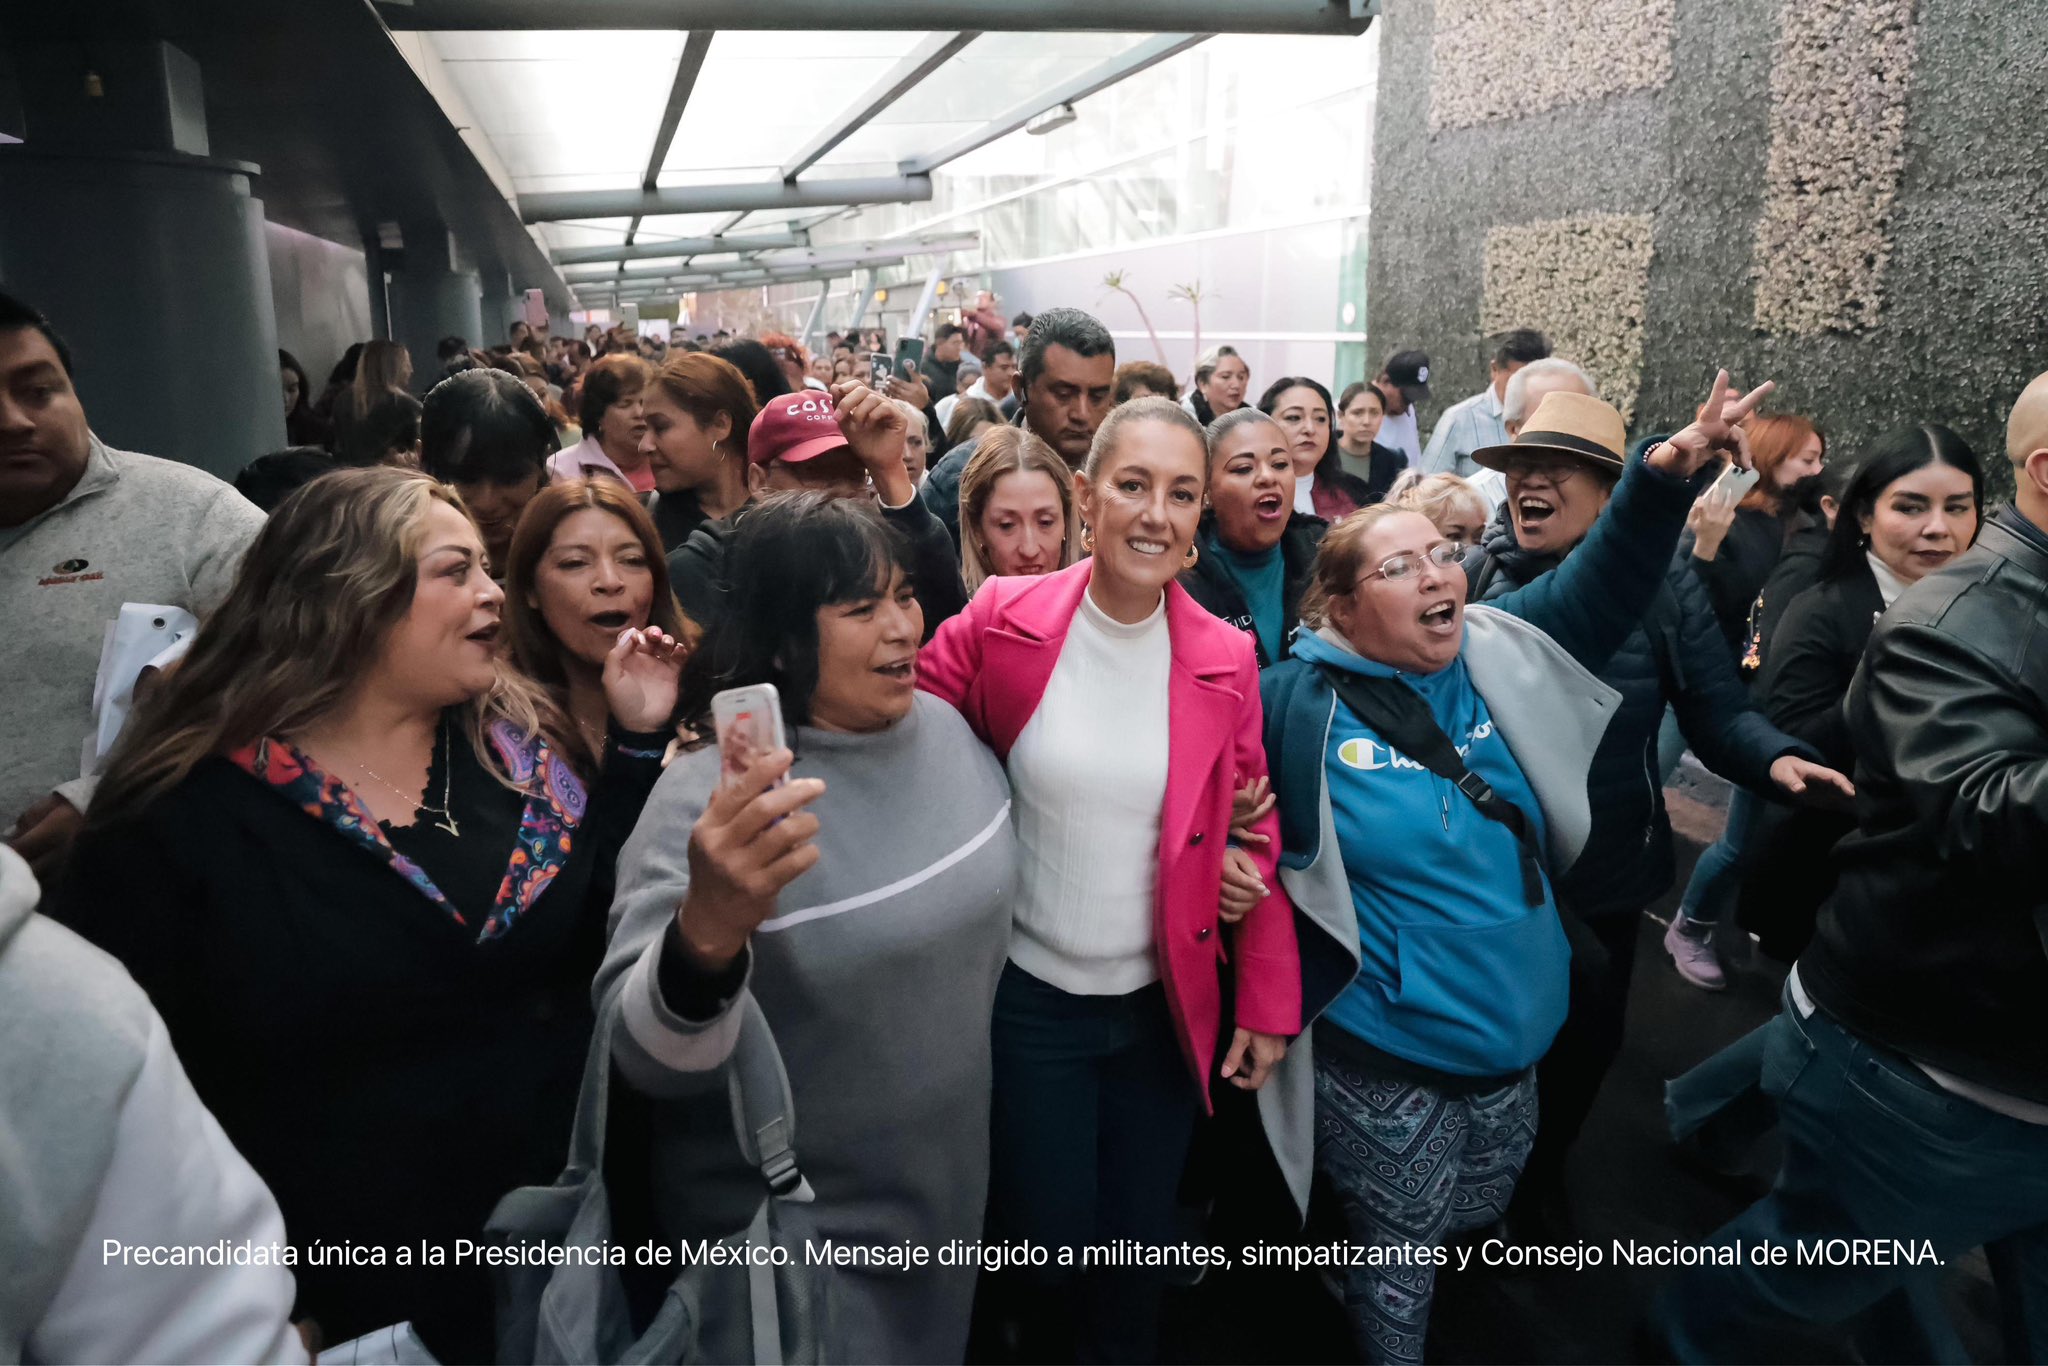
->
[865, 351, 893, 389]
[894, 337, 925, 381]
[1706, 462, 1760, 507]
[710, 684, 787, 791]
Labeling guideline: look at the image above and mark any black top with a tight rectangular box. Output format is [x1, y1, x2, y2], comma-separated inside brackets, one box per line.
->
[1682, 504, 1796, 661]
[1753, 563, 1886, 769]
[649, 486, 713, 553]
[1177, 510, 1326, 669]
[1803, 509, 2048, 1102]
[48, 720, 668, 1361]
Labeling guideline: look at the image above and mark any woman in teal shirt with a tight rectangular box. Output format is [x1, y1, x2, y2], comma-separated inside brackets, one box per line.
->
[1178, 408, 1328, 667]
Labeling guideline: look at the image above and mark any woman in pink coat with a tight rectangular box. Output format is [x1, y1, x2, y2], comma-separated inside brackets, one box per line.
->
[919, 396, 1299, 1362]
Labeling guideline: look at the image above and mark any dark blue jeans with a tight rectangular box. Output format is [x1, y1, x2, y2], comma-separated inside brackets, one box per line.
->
[1656, 1000, 2048, 1362]
[1677, 784, 1762, 926]
[983, 962, 1202, 1364]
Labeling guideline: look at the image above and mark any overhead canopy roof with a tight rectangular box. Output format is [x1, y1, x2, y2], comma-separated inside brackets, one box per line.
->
[385, 0, 1374, 305]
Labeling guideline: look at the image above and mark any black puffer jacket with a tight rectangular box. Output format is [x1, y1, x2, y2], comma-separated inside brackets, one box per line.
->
[1176, 510, 1326, 668]
[1467, 518, 1814, 918]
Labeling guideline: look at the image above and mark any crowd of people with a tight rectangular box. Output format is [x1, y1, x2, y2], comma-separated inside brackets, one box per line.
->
[2, 276, 2044, 1366]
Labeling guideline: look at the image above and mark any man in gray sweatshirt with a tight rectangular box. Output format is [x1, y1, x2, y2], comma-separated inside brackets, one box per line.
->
[0, 292, 264, 875]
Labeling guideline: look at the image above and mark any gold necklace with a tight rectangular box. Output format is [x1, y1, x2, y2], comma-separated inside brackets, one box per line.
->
[347, 724, 460, 837]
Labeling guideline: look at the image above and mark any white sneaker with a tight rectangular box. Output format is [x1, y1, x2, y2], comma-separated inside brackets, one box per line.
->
[1664, 913, 1728, 991]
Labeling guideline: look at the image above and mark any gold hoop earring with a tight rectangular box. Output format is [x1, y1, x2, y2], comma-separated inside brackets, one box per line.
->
[1081, 526, 1096, 555]
[1183, 542, 1200, 570]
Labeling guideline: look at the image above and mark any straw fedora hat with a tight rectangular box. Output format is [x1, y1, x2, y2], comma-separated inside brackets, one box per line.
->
[1470, 391, 1629, 474]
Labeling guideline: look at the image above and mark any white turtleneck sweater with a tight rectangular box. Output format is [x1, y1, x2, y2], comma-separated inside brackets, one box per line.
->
[1005, 588, 1172, 994]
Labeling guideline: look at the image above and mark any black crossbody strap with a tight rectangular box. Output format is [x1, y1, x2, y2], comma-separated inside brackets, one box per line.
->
[1319, 665, 1547, 908]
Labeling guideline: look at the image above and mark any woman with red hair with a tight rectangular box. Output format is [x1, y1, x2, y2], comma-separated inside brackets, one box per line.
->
[1666, 409, 1825, 989]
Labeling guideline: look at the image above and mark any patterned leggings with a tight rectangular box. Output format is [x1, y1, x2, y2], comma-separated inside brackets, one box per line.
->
[1312, 1053, 1539, 1365]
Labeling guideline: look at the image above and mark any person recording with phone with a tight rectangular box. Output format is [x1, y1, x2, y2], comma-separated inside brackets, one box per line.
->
[46, 467, 685, 1361]
[1456, 379, 1849, 1237]
[597, 493, 1017, 1364]
[1665, 411, 1829, 985]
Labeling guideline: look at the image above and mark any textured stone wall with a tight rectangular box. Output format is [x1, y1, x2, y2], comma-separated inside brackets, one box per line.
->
[1367, 0, 2048, 491]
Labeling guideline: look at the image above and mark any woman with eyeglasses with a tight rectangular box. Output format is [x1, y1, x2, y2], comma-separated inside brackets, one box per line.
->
[1257, 379, 1768, 1363]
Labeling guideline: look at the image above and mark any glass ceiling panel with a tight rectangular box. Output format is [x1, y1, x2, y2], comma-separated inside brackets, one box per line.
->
[422, 32, 686, 192]
[659, 30, 933, 177]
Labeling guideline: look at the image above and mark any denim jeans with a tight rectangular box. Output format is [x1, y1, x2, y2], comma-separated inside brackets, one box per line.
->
[1665, 1020, 1776, 1156]
[982, 962, 1201, 1364]
[1677, 784, 1761, 926]
[1655, 1001, 2048, 1363]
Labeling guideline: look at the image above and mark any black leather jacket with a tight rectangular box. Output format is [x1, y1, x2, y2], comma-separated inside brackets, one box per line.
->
[1802, 508, 2048, 1102]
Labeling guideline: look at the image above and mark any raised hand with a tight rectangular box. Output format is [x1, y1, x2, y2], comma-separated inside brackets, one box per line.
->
[1687, 490, 1739, 562]
[1648, 369, 1776, 479]
[601, 626, 689, 733]
[676, 748, 826, 969]
[829, 378, 916, 507]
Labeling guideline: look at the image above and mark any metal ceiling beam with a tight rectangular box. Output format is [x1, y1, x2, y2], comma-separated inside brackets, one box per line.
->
[901, 33, 1208, 176]
[610, 31, 714, 277]
[598, 266, 857, 298]
[643, 31, 714, 190]
[551, 231, 811, 266]
[559, 232, 979, 283]
[778, 31, 980, 181]
[378, 0, 1373, 36]
[520, 175, 934, 223]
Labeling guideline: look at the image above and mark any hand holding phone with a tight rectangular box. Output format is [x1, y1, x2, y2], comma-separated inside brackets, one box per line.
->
[681, 685, 825, 967]
[711, 684, 787, 791]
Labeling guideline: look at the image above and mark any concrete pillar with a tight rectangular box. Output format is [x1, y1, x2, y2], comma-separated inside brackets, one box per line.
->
[384, 225, 483, 394]
[0, 41, 285, 479]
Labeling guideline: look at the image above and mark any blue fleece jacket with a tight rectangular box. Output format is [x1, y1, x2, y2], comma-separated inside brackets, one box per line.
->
[1294, 630, 1570, 1076]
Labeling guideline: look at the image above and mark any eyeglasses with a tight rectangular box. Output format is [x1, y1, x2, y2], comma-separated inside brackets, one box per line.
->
[1500, 455, 1586, 484]
[1358, 541, 1461, 585]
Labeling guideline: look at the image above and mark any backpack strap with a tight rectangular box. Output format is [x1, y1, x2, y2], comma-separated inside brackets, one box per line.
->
[1317, 665, 1545, 907]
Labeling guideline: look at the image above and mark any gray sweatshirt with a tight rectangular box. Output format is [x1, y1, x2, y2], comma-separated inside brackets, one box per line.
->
[0, 437, 263, 820]
[597, 693, 1016, 1364]
[0, 845, 299, 1363]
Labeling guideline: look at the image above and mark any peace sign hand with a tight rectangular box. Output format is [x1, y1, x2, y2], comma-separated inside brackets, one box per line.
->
[1647, 369, 1776, 480]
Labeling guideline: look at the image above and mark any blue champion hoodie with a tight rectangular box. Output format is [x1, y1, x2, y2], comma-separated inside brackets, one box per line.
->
[1291, 629, 1571, 1077]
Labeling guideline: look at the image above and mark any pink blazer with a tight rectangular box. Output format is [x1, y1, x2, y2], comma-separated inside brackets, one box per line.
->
[918, 561, 1302, 1106]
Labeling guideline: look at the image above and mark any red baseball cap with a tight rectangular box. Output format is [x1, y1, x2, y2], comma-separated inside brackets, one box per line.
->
[748, 391, 850, 467]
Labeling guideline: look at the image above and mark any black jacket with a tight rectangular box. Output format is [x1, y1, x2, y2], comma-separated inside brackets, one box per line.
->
[1748, 516, 1830, 669]
[648, 486, 712, 553]
[1802, 509, 2048, 1102]
[666, 493, 968, 640]
[1339, 441, 1409, 503]
[1468, 518, 1813, 918]
[1177, 510, 1326, 668]
[48, 727, 665, 1360]
[1683, 504, 1796, 662]
[1735, 561, 1885, 960]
